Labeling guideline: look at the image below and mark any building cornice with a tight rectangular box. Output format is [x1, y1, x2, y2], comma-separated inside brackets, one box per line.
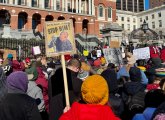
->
[0, 4, 94, 17]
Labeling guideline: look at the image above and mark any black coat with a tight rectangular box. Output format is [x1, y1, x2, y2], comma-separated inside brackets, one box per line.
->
[49, 67, 82, 120]
[0, 93, 42, 120]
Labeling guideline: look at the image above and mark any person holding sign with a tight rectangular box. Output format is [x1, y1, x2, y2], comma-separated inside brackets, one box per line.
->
[48, 32, 73, 52]
[49, 58, 82, 120]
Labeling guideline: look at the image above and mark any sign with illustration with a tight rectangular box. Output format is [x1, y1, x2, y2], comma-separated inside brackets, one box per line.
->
[103, 48, 123, 66]
[45, 20, 76, 57]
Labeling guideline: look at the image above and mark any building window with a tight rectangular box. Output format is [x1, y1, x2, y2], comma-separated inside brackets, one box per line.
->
[56, 0, 61, 10]
[122, 24, 124, 29]
[127, 17, 130, 22]
[133, 18, 136, 23]
[133, 25, 136, 30]
[18, 0, 25, 5]
[152, 14, 154, 19]
[127, 24, 130, 30]
[108, 7, 112, 18]
[159, 20, 162, 27]
[45, 0, 50, 8]
[159, 31, 163, 39]
[99, 5, 104, 17]
[152, 22, 155, 28]
[32, 0, 38, 7]
[140, 18, 142, 22]
[146, 16, 148, 20]
[158, 12, 161, 17]
[121, 17, 124, 21]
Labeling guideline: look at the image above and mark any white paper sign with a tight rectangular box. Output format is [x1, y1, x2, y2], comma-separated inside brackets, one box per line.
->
[33, 46, 41, 55]
[97, 50, 102, 57]
[103, 48, 123, 66]
[133, 47, 150, 60]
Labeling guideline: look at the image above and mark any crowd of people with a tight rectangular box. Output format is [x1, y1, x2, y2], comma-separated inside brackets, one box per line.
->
[0, 44, 165, 120]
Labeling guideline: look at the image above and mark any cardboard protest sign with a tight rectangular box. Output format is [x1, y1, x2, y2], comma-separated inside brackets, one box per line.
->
[33, 46, 41, 55]
[45, 20, 76, 57]
[133, 47, 150, 60]
[103, 48, 123, 66]
[3, 49, 17, 60]
[110, 41, 120, 48]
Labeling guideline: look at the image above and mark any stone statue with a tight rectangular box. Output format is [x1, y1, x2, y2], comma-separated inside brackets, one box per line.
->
[5, 12, 10, 24]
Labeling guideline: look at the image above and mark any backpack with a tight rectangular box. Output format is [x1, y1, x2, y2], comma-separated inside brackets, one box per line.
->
[127, 91, 146, 112]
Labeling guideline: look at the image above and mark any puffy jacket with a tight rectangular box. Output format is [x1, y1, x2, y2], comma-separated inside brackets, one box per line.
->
[160, 48, 165, 62]
[59, 102, 120, 120]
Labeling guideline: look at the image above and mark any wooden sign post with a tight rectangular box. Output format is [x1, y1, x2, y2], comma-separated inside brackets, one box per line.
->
[61, 55, 70, 107]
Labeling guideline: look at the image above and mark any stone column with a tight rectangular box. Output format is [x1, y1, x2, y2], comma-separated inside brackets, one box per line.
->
[62, 0, 65, 11]
[65, 0, 68, 12]
[54, 0, 57, 10]
[121, 0, 123, 10]
[14, 0, 18, 5]
[126, 0, 128, 11]
[84, 0, 87, 14]
[92, 0, 94, 15]
[76, 0, 78, 13]
[72, 0, 74, 12]
[79, 0, 81, 13]
[137, 0, 139, 12]
[40, 0, 45, 9]
[88, 0, 91, 14]
[27, 0, 32, 7]
[133, 0, 135, 12]
[9, 0, 13, 4]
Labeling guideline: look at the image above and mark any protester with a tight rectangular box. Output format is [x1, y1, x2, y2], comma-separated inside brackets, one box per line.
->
[59, 75, 120, 120]
[0, 71, 42, 120]
[49, 58, 82, 120]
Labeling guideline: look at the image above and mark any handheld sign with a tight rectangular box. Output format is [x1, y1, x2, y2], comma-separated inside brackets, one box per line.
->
[33, 46, 41, 55]
[44, 20, 77, 107]
[3, 49, 17, 60]
[45, 20, 76, 57]
[133, 47, 150, 60]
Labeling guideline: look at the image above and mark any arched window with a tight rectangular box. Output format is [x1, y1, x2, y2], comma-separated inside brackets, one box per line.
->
[108, 7, 112, 18]
[99, 5, 104, 17]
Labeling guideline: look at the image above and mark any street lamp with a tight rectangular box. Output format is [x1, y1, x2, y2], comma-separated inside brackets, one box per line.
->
[83, 28, 87, 50]
[141, 20, 148, 33]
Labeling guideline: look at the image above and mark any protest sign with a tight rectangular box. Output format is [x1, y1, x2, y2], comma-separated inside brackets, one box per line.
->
[33, 46, 41, 55]
[103, 48, 123, 66]
[133, 47, 150, 60]
[45, 20, 76, 57]
[97, 50, 102, 57]
[3, 49, 17, 60]
[110, 41, 120, 48]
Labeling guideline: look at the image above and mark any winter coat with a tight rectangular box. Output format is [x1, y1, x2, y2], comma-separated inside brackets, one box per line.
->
[59, 102, 120, 120]
[35, 67, 49, 112]
[160, 48, 165, 62]
[149, 46, 160, 58]
[25, 66, 38, 81]
[0, 93, 42, 120]
[27, 81, 45, 112]
[49, 67, 82, 120]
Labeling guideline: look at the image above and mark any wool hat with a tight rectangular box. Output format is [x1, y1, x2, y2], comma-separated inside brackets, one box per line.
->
[81, 75, 109, 105]
[7, 54, 13, 58]
[81, 62, 90, 71]
[25, 57, 31, 63]
[7, 71, 28, 93]
[93, 59, 101, 67]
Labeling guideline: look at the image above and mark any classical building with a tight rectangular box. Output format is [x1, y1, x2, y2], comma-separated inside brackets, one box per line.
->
[116, 0, 144, 12]
[0, 0, 116, 39]
[149, 0, 165, 9]
[116, 5, 165, 44]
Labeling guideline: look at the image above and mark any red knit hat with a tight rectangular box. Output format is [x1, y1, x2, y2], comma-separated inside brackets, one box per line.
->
[25, 57, 31, 63]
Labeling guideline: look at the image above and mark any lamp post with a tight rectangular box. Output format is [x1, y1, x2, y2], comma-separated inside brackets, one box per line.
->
[141, 20, 149, 33]
[83, 28, 87, 50]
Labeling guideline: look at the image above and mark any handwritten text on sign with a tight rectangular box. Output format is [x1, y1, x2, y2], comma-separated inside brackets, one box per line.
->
[133, 47, 150, 60]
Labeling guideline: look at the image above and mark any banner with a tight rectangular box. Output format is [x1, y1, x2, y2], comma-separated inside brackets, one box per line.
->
[133, 47, 150, 60]
[103, 48, 123, 66]
[45, 20, 76, 57]
[110, 41, 120, 48]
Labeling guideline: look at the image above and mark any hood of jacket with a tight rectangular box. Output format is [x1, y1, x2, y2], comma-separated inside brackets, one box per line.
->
[59, 102, 120, 120]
